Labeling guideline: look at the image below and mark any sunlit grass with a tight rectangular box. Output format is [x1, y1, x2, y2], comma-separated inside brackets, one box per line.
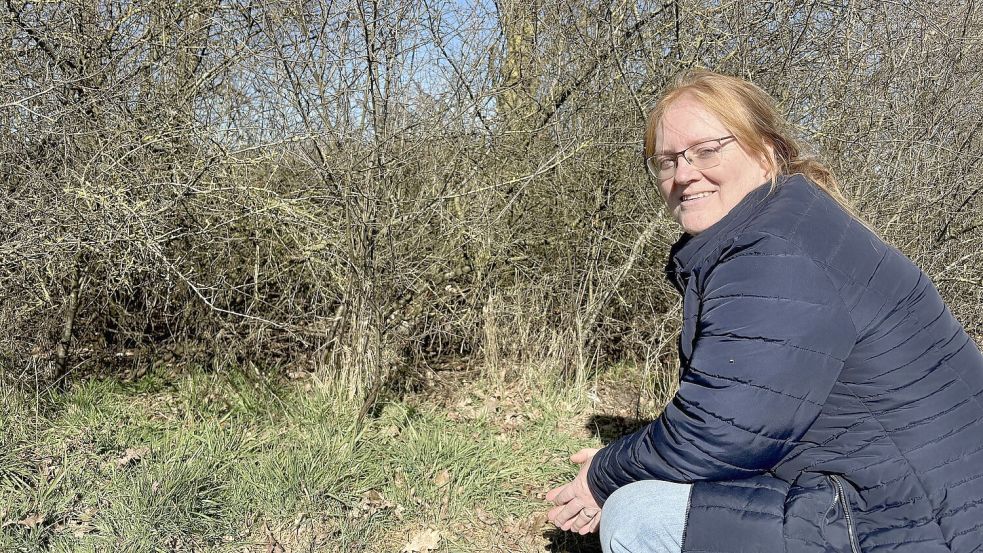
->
[0, 366, 613, 552]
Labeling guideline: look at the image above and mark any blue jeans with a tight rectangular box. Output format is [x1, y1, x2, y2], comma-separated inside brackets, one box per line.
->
[600, 480, 693, 553]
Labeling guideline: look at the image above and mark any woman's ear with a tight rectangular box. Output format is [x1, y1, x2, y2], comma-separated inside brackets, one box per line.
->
[760, 141, 777, 178]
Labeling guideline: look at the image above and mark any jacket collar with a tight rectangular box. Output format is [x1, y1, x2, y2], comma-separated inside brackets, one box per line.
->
[665, 179, 776, 292]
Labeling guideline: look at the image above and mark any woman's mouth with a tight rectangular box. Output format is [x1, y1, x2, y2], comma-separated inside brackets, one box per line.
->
[681, 191, 715, 202]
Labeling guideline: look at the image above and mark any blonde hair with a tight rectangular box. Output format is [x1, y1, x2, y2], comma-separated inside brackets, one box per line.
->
[644, 69, 857, 216]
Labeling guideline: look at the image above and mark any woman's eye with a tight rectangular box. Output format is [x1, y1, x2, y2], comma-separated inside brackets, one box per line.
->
[658, 158, 675, 170]
[693, 146, 718, 159]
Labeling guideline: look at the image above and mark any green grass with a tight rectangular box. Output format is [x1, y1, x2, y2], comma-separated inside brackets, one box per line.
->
[0, 366, 614, 552]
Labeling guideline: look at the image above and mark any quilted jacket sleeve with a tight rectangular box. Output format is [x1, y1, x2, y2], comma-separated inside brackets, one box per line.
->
[587, 234, 858, 505]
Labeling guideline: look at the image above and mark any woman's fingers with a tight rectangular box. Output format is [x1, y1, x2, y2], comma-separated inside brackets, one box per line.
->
[545, 484, 561, 503]
[578, 510, 602, 535]
[546, 482, 575, 505]
[565, 506, 598, 533]
[546, 447, 604, 532]
[570, 507, 601, 534]
[548, 499, 584, 529]
[570, 448, 600, 464]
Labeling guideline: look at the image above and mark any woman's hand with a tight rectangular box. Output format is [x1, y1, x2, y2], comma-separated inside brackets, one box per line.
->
[546, 448, 602, 534]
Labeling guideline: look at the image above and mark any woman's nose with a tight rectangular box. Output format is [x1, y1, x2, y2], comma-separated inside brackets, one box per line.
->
[673, 155, 701, 183]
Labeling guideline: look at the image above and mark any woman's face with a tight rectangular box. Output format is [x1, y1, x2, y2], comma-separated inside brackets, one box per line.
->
[654, 95, 772, 235]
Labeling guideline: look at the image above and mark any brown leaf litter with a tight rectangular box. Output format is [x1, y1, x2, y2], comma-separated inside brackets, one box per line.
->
[401, 527, 441, 552]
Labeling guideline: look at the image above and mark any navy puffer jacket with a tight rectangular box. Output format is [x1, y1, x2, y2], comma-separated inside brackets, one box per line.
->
[587, 175, 983, 552]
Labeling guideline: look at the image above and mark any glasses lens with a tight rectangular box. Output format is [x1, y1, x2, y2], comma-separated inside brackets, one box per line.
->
[646, 157, 675, 180]
[647, 137, 729, 180]
[645, 156, 663, 179]
[658, 163, 675, 180]
[688, 144, 722, 170]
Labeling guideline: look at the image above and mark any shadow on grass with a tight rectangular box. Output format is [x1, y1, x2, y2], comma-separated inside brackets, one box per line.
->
[545, 417, 657, 553]
[585, 414, 650, 445]
[543, 529, 603, 553]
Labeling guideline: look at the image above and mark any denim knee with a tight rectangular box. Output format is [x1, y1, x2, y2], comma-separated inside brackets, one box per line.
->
[600, 480, 692, 553]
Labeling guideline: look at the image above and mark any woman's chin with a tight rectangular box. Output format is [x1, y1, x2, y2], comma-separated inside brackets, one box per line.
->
[679, 215, 714, 236]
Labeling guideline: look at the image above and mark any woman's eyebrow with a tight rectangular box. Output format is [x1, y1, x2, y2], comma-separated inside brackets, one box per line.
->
[657, 137, 717, 155]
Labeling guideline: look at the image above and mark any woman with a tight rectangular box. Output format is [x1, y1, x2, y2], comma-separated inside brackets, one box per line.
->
[546, 70, 983, 553]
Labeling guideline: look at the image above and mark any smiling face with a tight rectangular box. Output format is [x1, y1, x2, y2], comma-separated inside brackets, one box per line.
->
[654, 95, 773, 235]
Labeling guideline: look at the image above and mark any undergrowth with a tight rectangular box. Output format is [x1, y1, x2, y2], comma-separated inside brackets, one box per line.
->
[0, 364, 649, 552]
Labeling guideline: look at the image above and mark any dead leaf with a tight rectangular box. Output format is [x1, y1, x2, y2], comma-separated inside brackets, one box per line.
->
[293, 511, 307, 529]
[265, 538, 285, 553]
[475, 507, 495, 526]
[351, 490, 394, 519]
[72, 523, 95, 538]
[286, 369, 309, 380]
[77, 507, 98, 522]
[527, 512, 549, 536]
[116, 447, 149, 467]
[69, 509, 98, 539]
[503, 515, 521, 535]
[480, 397, 500, 416]
[402, 528, 441, 552]
[66, 507, 99, 538]
[362, 490, 392, 509]
[381, 425, 401, 438]
[17, 512, 46, 529]
[433, 469, 451, 488]
[263, 521, 285, 553]
[502, 412, 525, 431]
[39, 458, 56, 480]
[438, 493, 449, 520]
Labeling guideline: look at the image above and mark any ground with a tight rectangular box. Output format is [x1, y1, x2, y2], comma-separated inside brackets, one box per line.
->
[0, 360, 673, 552]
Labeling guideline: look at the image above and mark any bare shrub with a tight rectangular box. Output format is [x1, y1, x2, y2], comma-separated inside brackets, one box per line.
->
[2, 0, 979, 401]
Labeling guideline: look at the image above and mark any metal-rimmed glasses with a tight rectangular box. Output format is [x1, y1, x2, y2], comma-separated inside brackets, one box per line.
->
[645, 135, 736, 180]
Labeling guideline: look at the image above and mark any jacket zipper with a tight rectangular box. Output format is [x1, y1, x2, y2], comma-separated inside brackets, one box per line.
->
[680, 483, 693, 551]
[829, 475, 862, 553]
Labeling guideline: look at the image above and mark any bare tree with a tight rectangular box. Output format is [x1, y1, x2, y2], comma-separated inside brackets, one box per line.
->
[2, 0, 979, 400]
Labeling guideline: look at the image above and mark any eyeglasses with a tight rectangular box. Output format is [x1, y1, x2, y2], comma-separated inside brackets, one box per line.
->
[645, 135, 736, 180]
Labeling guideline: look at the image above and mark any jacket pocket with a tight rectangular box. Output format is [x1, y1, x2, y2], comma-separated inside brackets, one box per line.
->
[824, 475, 863, 553]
